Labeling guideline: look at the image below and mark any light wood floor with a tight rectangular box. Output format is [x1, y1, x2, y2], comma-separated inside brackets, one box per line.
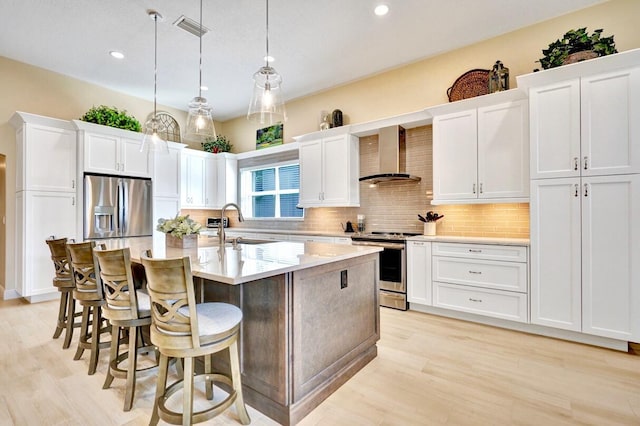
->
[0, 298, 639, 425]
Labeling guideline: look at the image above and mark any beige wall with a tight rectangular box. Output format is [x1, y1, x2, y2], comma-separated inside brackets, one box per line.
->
[221, 0, 640, 152]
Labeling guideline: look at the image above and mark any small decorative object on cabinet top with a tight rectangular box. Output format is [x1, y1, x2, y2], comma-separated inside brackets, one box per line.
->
[447, 69, 490, 102]
[319, 111, 331, 131]
[203, 134, 233, 153]
[256, 122, 284, 150]
[488, 60, 509, 93]
[538, 27, 617, 70]
[331, 109, 343, 127]
[80, 105, 141, 132]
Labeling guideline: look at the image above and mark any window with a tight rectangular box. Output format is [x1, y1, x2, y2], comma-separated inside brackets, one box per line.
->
[240, 161, 303, 219]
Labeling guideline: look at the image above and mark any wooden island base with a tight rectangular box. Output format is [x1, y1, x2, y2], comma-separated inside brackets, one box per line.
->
[201, 253, 380, 425]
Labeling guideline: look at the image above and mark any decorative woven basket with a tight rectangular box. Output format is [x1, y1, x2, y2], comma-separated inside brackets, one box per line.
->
[446, 69, 490, 102]
[563, 50, 599, 65]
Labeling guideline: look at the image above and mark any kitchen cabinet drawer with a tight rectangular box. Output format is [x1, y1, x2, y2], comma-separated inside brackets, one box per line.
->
[433, 282, 528, 323]
[433, 256, 527, 293]
[432, 242, 527, 262]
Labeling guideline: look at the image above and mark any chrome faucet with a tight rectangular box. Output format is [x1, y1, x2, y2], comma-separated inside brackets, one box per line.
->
[219, 203, 244, 245]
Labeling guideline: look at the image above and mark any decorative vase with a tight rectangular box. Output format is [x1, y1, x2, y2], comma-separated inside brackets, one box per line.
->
[423, 222, 436, 236]
[165, 233, 198, 249]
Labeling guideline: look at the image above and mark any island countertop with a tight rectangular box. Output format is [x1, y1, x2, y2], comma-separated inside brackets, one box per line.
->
[98, 235, 382, 285]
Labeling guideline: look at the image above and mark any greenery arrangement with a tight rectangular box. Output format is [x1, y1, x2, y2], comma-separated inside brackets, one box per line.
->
[79, 105, 142, 132]
[202, 134, 233, 153]
[156, 214, 202, 238]
[538, 28, 617, 70]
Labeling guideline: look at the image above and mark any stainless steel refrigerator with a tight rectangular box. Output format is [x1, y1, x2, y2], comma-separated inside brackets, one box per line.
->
[84, 174, 153, 239]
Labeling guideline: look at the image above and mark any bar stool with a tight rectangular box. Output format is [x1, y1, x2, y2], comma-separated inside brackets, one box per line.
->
[141, 254, 250, 426]
[93, 246, 158, 411]
[66, 241, 110, 375]
[45, 236, 80, 349]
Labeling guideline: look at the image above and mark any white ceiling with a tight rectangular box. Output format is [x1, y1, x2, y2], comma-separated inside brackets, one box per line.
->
[1, 0, 605, 121]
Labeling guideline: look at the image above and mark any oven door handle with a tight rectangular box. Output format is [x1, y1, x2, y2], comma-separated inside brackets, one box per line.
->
[352, 241, 405, 250]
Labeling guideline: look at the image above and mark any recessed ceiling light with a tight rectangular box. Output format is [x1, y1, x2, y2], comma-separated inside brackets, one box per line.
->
[374, 4, 389, 16]
[200, 85, 209, 91]
[109, 50, 125, 59]
[264, 55, 275, 63]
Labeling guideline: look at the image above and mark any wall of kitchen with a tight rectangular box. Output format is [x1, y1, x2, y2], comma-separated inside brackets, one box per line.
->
[219, 0, 640, 151]
[186, 125, 529, 239]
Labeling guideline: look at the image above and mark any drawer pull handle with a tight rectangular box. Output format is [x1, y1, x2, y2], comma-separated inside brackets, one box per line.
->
[468, 249, 482, 253]
[468, 270, 482, 275]
[469, 298, 483, 303]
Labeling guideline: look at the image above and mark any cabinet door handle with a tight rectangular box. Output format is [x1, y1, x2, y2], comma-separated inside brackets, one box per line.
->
[573, 157, 579, 171]
[479, 183, 483, 194]
[468, 249, 482, 253]
[469, 298, 483, 303]
[72, 197, 75, 206]
[413, 242, 424, 246]
[583, 156, 588, 170]
[472, 183, 476, 194]
[584, 183, 589, 197]
[72, 180, 75, 189]
[468, 270, 482, 275]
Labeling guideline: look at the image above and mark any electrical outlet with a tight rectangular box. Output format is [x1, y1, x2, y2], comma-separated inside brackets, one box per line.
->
[340, 270, 348, 289]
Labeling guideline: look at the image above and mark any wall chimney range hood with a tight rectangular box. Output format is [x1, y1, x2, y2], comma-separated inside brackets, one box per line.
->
[359, 125, 421, 184]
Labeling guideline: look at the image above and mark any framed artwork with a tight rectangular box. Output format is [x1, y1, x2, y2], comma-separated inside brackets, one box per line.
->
[256, 123, 284, 150]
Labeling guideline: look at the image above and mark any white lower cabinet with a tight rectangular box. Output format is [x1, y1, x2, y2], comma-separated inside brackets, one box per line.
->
[531, 175, 640, 341]
[16, 191, 77, 298]
[431, 242, 529, 323]
[407, 241, 432, 305]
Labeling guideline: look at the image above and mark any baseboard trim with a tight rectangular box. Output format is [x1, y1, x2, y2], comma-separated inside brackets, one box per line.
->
[409, 303, 629, 351]
[3, 288, 21, 300]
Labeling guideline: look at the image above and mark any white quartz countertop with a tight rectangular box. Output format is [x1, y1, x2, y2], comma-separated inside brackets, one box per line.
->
[98, 235, 381, 285]
[407, 235, 530, 246]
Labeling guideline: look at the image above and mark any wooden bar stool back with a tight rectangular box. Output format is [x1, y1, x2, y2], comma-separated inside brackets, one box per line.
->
[93, 246, 158, 411]
[141, 255, 250, 426]
[46, 236, 79, 349]
[66, 241, 110, 375]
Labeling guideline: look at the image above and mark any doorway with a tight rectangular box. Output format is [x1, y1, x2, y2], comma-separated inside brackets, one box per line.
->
[0, 154, 5, 297]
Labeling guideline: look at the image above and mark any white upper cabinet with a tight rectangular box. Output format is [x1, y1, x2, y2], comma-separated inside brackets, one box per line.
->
[74, 120, 153, 178]
[180, 149, 237, 210]
[519, 49, 640, 180]
[153, 142, 185, 199]
[431, 92, 529, 204]
[10, 112, 77, 193]
[298, 133, 359, 208]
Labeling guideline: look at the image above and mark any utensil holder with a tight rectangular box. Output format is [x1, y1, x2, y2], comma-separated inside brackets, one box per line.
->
[423, 222, 436, 236]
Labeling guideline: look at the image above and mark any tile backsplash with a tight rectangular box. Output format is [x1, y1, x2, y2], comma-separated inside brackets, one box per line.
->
[183, 125, 530, 239]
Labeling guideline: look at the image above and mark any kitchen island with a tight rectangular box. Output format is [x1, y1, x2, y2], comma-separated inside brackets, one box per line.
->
[102, 235, 382, 425]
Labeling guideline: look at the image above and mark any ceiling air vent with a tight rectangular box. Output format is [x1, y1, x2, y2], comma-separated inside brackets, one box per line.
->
[173, 15, 211, 37]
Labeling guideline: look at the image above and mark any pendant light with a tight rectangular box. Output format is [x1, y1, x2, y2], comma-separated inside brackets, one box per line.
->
[184, 0, 216, 143]
[140, 11, 169, 154]
[247, 0, 286, 125]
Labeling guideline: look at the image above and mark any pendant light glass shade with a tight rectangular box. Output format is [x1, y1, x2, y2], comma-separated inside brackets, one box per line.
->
[141, 11, 169, 154]
[247, 0, 286, 125]
[184, 0, 216, 143]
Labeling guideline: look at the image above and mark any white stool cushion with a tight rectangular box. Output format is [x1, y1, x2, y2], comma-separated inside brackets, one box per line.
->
[178, 302, 242, 338]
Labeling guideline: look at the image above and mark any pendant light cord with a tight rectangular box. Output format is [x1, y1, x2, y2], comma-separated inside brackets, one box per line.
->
[198, 0, 203, 98]
[265, 0, 270, 68]
[153, 13, 158, 118]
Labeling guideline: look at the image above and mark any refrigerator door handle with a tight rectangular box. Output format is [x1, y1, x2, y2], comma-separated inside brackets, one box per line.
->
[117, 179, 125, 236]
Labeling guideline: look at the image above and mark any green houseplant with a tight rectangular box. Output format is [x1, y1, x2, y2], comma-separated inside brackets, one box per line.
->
[202, 135, 233, 153]
[80, 105, 142, 132]
[538, 28, 617, 70]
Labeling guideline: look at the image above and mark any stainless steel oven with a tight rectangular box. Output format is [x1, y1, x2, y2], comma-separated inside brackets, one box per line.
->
[352, 233, 415, 310]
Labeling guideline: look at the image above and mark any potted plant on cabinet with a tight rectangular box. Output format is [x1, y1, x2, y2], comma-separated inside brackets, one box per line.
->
[79, 105, 142, 132]
[202, 135, 233, 153]
[538, 27, 617, 70]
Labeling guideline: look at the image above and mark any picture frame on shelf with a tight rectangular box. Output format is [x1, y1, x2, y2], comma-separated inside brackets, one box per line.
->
[256, 123, 283, 150]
